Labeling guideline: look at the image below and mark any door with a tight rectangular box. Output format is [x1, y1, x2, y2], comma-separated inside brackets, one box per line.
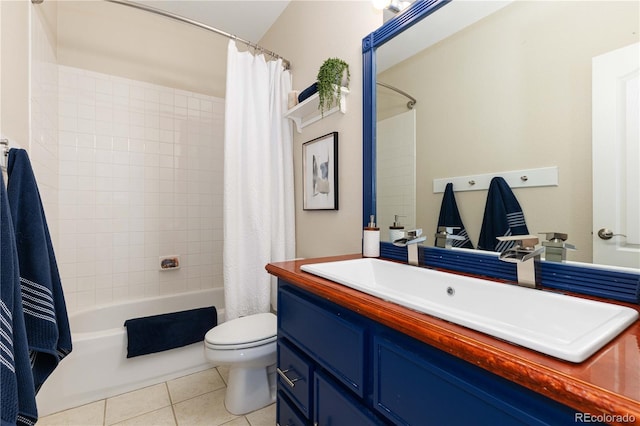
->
[592, 42, 640, 269]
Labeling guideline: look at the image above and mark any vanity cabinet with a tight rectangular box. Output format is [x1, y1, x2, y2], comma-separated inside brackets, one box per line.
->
[276, 280, 602, 426]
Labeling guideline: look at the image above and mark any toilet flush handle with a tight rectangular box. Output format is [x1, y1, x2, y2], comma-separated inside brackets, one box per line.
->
[276, 367, 299, 388]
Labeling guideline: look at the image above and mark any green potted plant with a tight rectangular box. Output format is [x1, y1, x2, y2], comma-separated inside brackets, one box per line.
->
[317, 58, 350, 116]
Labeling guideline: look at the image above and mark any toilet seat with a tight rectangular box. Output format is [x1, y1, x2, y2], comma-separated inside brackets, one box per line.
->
[205, 312, 277, 350]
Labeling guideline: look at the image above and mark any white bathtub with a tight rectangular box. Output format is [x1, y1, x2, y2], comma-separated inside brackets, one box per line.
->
[36, 288, 225, 416]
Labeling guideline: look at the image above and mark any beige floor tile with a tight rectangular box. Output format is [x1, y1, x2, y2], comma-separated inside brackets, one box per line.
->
[173, 388, 238, 426]
[219, 417, 250, 426]
[111, 406, 176, 426]
[216, 365, 230, 385]
[105, 383, 171, 425]
[167, 368, 226, 404]
[37, 400, 105, 426]
[245, 403, 276, 426]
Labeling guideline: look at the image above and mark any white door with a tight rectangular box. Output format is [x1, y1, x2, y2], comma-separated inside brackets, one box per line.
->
[592, 42, 640, 269]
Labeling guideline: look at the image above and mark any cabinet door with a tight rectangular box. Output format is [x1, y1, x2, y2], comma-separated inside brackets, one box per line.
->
[278, 286, 366, 397]
[314, 371, 386, 426]
[373, 335, 584, 425]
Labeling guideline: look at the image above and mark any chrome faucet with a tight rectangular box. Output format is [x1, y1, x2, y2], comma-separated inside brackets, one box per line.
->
[540, 232, 576, 262]
[393, 229, 426, 266]
[497, 235, 545, 288]
[434, 226, 466, 249]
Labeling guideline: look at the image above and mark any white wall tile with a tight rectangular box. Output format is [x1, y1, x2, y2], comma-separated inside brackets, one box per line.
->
[58, 66, 224, 311]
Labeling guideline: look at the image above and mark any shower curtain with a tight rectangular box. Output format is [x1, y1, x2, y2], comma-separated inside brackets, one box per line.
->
[223, 40, 295, 320]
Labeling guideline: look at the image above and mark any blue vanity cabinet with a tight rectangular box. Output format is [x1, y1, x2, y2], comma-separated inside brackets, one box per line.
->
[277, 283, 386, 425]
[276, 280, 598, 426]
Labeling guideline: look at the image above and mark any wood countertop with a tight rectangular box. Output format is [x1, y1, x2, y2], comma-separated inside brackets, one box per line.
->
[266, 254, 640, 426]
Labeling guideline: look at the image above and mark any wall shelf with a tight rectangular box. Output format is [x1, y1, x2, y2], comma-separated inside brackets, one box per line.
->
[285, 87, 349, 133]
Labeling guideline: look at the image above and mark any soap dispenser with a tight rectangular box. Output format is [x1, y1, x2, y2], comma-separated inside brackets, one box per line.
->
[389, 215, 405, 243]
[363, 215, 380, 257]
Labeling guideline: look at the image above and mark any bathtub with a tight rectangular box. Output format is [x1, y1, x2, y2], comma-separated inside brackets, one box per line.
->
[36, 288, 225, 416]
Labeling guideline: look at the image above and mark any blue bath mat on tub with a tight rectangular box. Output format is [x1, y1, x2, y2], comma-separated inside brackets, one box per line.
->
[124, 307, 217, 358]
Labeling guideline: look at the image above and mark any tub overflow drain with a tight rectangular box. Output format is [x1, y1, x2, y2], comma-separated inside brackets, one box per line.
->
[446, 286, 455, 296]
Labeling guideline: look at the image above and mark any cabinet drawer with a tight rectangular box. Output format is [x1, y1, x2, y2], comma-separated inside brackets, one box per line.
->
[314, 371, 386, 426]
[277, 391, 309, 426]
[278, 340, 313, 418]
[278, 286, 366, 397]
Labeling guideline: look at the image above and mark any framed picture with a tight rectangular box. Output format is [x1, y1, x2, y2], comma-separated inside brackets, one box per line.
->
[303, 132, 338, 210]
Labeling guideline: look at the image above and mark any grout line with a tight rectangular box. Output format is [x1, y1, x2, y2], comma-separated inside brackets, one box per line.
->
[103, 398, 108, 426]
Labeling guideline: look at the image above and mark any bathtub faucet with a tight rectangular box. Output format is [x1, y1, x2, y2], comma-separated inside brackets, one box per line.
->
[497, 235, 544, 289]
[393, 229, 426, 266]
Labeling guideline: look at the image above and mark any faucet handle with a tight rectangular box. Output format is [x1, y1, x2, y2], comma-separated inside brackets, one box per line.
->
[539, 232, 568, 242]
[407, 228, 423, 238]
[496, 234, 539, 249]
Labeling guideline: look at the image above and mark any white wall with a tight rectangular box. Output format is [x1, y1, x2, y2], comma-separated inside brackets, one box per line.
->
[56, 67, 224, 311]
[57, 1, 227, 98]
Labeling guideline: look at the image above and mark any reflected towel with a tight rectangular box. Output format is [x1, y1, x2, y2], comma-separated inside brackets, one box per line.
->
[477, 177, 529, 252]
[1, 172, 38, 426]
[7, 149, 73, 393]
[437, 183, 474, 249]
[124, 307, 217, 358]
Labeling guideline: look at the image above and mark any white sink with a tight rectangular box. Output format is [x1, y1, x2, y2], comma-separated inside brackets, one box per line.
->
[301, 258, 638, 363]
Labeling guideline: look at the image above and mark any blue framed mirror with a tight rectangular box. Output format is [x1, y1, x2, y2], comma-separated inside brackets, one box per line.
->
[362, 0, 450, 227]
[361, 0, 639, 302]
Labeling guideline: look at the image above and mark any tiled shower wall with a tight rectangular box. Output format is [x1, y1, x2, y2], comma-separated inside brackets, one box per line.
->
[30, 6, 59, 243]
[56, 66, 224, 312]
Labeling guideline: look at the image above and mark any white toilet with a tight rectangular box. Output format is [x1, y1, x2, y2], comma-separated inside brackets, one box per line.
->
[204, 312, 277, 415]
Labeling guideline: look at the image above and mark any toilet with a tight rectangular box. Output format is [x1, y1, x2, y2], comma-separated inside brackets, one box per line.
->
[204, 312, 277, 415]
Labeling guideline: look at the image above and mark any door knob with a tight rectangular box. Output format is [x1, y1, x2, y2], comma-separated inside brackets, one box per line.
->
[597, 228, 627, 240]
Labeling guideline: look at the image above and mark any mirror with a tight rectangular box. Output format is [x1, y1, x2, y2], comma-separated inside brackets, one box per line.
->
[363, 0, 639, 270]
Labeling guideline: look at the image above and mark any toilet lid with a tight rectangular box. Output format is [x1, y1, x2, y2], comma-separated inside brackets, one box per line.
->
[205, 312, 277, 349]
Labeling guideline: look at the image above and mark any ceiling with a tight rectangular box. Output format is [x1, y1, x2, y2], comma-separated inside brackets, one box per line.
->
[138, 0, 291, 42]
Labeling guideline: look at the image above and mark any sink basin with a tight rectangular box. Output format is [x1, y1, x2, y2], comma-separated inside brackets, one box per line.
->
[300, 258, 638, 362]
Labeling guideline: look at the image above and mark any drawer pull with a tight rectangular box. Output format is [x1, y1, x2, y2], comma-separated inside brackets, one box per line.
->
[277, 367, 300, 388]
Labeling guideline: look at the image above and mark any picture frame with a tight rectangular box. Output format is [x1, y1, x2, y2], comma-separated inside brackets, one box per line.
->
[302, 132, 339, 210]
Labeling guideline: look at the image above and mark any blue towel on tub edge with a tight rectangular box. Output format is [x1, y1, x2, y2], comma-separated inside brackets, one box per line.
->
[124, 307, 217, 358]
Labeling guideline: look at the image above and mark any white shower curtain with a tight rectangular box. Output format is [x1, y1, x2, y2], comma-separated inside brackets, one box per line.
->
[223, 40, 295, 320]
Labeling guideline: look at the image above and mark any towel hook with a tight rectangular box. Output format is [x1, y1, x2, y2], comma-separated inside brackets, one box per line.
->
[520, 175, 528, 182]
[468, 180, 476, 186]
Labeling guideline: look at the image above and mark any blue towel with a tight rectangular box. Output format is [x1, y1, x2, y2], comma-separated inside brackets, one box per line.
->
[1, 172, 38, 426]
[6, 149, 72, 393]
[298, 82, 318, 103]
[124, 307, 217, 358]
[477, 177, 529, 252]
[437, 183, 474, 249]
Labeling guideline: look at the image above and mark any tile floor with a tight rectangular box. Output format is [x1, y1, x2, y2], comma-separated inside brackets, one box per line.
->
[37, 367, 276, 426]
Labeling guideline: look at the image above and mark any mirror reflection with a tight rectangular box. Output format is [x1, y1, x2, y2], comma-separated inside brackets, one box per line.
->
[374, 0, 639, 269]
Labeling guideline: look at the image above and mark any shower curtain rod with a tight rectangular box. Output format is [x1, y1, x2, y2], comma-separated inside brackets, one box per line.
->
[107, 0, 291, 69]
[32, 0, 291, 69]
[377, 81, 416, 109]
